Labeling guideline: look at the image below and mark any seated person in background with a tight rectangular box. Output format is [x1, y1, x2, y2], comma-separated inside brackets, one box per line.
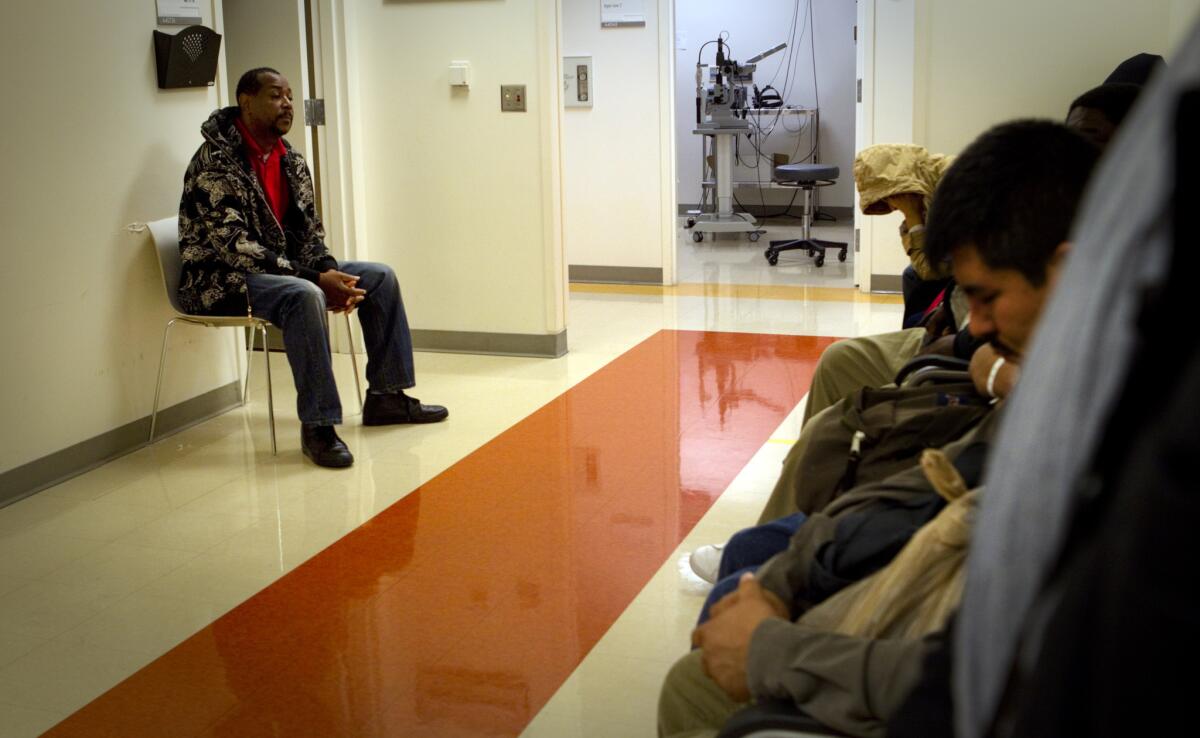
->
[659, 120, 1101, 738]
[178, 67, 447, 468]
[1065, 82, 1142, 148]
[853, 143, 956, 329]
[1104, 51, 1165, 86]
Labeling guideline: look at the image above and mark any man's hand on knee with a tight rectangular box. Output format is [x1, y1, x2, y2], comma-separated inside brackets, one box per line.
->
[319, 269, 366, 313]
[692, 573, 788, 701]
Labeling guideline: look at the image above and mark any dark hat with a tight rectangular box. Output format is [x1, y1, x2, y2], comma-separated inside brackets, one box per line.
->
[1105, 53, 1166, 86]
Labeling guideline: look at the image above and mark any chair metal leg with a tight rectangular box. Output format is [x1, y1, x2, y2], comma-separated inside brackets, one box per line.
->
[262, 324, 277, 455]
[149, 318, 178, 444]
[344, 313, 364, 412]
[242, 325, 254, 405]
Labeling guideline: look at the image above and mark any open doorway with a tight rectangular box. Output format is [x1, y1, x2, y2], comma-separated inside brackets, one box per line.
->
[673, 0, 858, 287]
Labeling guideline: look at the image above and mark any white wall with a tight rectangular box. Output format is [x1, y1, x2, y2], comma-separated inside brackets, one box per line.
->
[562, 0, 676, 274]
[344, 0, 566, 338]
[674, 0, 857, 209]
[223, 0, 310, 160]
[916, 0, 1175, 156]
[0, 0, 239, 474]
[862, 0, 1183, 287]
[1170, 0, 1200, 51]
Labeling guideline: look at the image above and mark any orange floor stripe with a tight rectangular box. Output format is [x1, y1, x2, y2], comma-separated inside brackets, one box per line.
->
[46, 330, 834, 737]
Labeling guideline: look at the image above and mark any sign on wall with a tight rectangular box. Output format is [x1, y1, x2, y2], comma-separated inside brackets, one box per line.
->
[157, 0, 202, 26]
[601, 0, 646, 28]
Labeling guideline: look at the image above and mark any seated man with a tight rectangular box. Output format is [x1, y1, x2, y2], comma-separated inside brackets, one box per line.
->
[179, 67, 446, 468]
[659, 119, 1100, 738]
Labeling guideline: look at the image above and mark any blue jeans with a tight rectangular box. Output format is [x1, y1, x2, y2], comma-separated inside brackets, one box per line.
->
[696, 512, 805, 626]
[245, 261, 415, 425]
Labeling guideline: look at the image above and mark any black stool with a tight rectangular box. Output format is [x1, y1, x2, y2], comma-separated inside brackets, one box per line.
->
[764, 163, 848, 267]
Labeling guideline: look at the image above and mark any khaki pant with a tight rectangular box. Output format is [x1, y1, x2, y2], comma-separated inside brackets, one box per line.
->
[658, 650, 746, 738]
[801, 328, 927, 426]
[756, 404, 837, 524]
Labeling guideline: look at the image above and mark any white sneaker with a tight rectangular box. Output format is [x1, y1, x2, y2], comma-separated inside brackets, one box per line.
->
[688, 543, 725, 584]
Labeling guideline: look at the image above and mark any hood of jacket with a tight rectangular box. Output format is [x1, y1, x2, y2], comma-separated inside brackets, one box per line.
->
[854, 144, 955, 215]
[200, 106, 296, 169]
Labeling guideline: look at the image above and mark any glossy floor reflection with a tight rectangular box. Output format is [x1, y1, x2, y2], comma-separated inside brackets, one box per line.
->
[42, 332, 834, 736]
[1, 265, 904, 736]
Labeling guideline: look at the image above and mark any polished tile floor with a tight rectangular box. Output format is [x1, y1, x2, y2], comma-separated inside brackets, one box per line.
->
[0, 221, 903, 737]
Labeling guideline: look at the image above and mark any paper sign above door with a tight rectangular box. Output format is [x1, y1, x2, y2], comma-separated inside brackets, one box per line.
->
[601, 0, 646, 28]
[157, 0, 202, 26]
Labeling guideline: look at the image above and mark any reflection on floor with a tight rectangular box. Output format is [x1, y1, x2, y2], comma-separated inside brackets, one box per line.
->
[0, 232, 903, 737]
[44, 332, 834, 736]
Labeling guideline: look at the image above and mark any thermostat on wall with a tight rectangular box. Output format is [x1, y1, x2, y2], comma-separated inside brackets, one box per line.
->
[449, 61, 471, 88]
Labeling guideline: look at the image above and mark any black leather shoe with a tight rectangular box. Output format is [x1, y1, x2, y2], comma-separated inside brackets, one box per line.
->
[301, 424, 354, 468]
[362, 392, 449, 426]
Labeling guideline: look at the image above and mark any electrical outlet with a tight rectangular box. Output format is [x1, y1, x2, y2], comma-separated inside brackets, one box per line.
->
[501, 84, 527, 112]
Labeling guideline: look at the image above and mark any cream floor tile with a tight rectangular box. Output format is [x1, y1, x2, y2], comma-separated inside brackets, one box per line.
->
[0, 579, 123, 642]
[87, 458, 245, 513]
[39, 541, 199, 606]
[16, 494, 167, 543]
[0, 629, 44, 669]
[0, 493, 80, 537]
[31, 454, 156, 505]
[59, 589, 227, 657]
[0, 541, 195, 642]
[529, 652, 674, 737]
[175, 472, 306, 522]
[0, 574, 31, 599]
[0, 701, 68, 738]
[0, 637, 152, 715]
[137, 516, 355, 613]
[521, 711, 645, 738]
[0, 529, 108, 582]
[114, 507, 262, 553]
[587, 595, 703, 665]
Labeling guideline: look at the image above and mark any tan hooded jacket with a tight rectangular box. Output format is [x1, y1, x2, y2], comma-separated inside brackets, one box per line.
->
[853, 144, 955, 280]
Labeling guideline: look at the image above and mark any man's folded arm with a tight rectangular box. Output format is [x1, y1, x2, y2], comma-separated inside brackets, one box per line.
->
[746, 620, 937, 738]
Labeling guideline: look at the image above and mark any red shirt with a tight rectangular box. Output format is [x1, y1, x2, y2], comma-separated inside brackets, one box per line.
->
[234, 117, 290, 224]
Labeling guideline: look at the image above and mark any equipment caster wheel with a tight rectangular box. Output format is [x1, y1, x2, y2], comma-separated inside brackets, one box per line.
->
[686, 217, 696, 228]
[749, 231, 761, 242]
[765, 250, 779, 266]
[692, 231, 704, 243]
[815, 254, 825, 267]
[838, 249, 848, 262]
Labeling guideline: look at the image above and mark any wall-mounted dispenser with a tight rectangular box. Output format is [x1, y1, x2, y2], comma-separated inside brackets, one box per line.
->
[153, 25, 221, 89]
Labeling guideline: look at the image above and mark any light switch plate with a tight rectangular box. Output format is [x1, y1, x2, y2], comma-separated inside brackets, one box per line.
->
[501, 84, 527, 112]
[563, 56, 593, 108]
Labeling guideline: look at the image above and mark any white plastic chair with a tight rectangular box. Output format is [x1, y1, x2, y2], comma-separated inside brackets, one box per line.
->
[147, 217, 363, 454]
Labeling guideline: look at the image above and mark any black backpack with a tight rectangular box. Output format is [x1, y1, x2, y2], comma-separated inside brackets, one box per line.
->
[788, 377, 991, 515]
